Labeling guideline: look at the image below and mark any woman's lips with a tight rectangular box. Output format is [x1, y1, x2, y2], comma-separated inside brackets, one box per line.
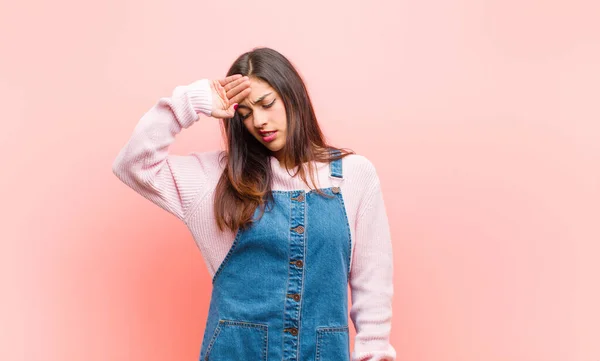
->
[260, 131, 278, 142]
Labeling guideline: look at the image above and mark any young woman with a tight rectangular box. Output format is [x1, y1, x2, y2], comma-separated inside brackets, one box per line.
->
[112, 47, 396, 361]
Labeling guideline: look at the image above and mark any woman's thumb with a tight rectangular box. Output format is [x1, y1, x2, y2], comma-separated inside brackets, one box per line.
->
[212, 103, 238, 119]
[228, 103, 238, 118]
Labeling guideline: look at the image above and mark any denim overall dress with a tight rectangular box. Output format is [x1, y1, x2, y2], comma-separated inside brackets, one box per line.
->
[199, 151, 352, 361]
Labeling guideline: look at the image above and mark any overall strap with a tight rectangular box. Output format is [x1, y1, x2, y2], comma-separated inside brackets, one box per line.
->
[329, 148, 344, 179]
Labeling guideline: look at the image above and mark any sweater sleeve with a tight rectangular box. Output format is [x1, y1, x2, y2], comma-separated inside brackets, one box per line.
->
[350, 160, 397, 361]
[111, 79, 217, 222]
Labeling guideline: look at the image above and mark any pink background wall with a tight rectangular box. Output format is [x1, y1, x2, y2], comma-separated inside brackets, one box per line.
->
[1, 0, 599, 360]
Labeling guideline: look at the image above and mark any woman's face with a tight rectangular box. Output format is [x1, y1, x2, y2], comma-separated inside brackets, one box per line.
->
[236, 77, 287, 157]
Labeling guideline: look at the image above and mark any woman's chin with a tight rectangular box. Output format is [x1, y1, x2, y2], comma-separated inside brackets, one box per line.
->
[264, 141, 284, 153]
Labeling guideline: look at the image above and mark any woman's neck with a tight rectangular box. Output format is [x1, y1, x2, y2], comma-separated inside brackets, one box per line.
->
[271, 146, 329, 171]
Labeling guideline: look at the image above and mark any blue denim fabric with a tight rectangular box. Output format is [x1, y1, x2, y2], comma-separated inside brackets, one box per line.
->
[199, 151, 351, 361]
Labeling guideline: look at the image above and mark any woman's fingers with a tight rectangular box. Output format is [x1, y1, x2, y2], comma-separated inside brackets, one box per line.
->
[216, 74, 251, 111]
[218, 74, 242, 87]
[223, 75, 248, 92]
[229, 87, 252, 105]
[226, 79, 251, 100]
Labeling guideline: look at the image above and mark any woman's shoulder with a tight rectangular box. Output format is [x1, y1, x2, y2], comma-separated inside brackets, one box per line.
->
[335, 153, 384, 219]
[340, 153, 379, 179]
[334, 153, 382, 201]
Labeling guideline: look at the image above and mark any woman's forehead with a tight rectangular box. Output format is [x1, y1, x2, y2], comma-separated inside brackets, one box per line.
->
[248, 77, 272, 92]
[240, 78, 277, 107]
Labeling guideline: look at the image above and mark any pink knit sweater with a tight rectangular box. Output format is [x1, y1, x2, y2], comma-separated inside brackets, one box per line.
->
[112, 79, 396, 361]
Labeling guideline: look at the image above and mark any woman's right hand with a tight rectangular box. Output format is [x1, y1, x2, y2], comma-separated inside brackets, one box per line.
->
[210, 74, 252, 119]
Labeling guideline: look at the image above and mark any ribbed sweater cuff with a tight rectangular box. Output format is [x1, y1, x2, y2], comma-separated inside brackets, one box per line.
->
[186, 79, 213, 117]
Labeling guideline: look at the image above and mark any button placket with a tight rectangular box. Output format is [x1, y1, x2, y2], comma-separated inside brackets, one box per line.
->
[290, 259, 303, 268]
[291, 192, 305, 202]
[284, 327, 299, 336]
[282, 191, 306, 359]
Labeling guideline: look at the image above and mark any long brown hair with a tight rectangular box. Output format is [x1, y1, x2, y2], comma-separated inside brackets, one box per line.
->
[214, 47, 354, 232]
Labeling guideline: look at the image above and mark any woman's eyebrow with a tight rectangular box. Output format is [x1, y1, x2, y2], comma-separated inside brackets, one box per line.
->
[237, 92, 273, 110]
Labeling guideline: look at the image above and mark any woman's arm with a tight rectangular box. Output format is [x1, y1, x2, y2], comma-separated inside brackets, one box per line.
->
[111, 79, 214, 221]
[350, 160, 397, 361]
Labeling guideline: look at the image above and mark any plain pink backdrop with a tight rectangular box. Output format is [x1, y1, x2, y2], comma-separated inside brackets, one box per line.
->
[1, 0, 599, 360]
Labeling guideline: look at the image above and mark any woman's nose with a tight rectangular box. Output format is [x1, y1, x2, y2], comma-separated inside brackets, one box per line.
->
[253, 112, 268, 128]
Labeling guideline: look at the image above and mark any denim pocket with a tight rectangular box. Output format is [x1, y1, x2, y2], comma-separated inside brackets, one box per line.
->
[204, 319, 268, 361]
[315, 325, 350, 361]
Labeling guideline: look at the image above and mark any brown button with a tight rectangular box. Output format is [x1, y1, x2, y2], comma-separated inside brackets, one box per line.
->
[292, 260, 303, 268]
[291, 193, 305, 202]
[332, 187, 340, 194]
[293, 225, 305, 234]
[285, 327, 298, 336]
[287, 293, 301, 301]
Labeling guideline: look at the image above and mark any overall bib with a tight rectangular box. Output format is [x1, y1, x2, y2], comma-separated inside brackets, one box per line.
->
[199, 151, 352, 361]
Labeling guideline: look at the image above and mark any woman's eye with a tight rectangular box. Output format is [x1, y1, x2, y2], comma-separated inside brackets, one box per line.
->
[263, 99, 276, 108]
[238, 100, 275, 120]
